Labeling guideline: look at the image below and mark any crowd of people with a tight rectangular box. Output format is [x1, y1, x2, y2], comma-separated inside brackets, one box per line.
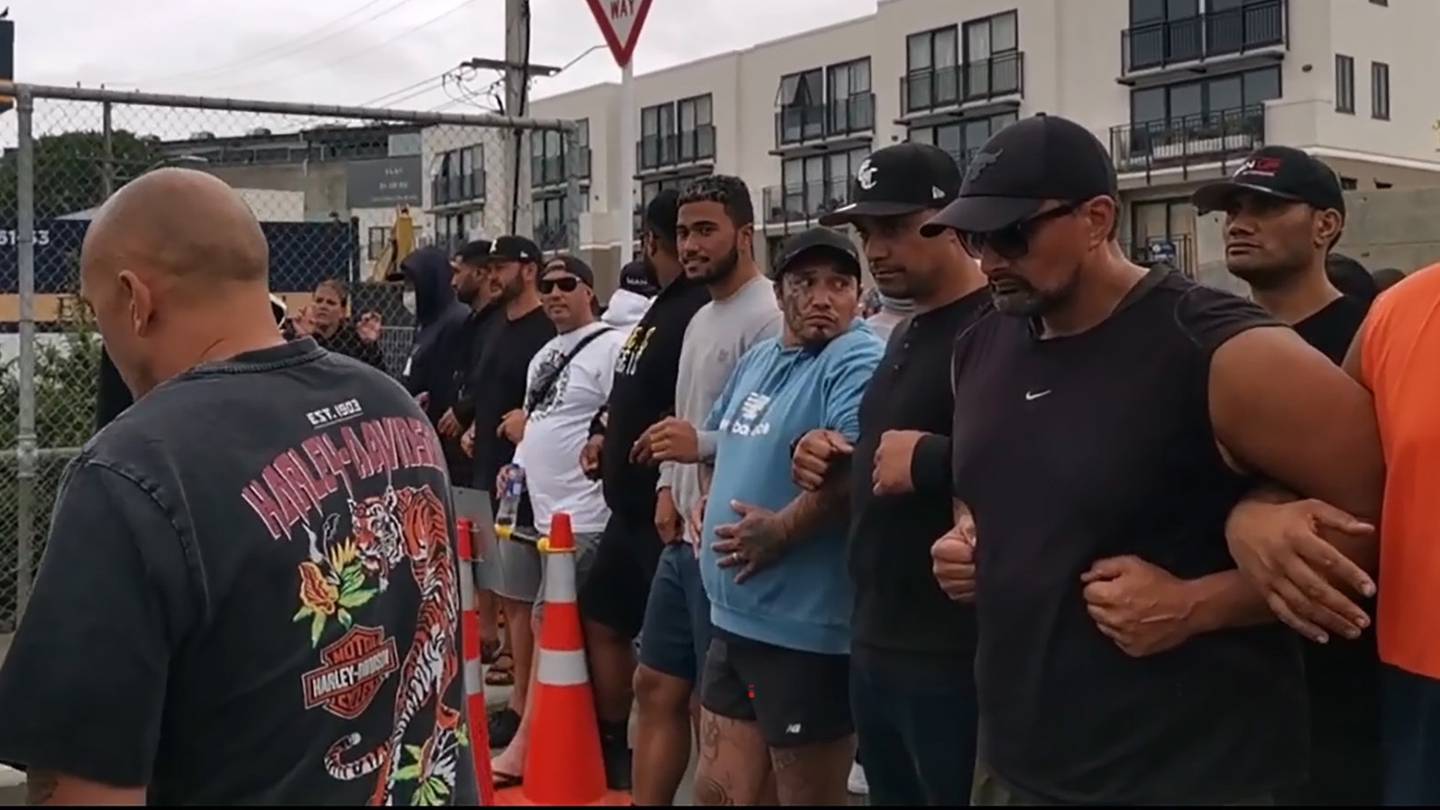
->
[0, 110, 1436, 807]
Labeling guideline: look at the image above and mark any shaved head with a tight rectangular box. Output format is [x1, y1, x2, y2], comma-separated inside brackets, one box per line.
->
[82, 168, 280, 397]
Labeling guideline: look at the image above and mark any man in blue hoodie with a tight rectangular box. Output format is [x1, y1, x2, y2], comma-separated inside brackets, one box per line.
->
[396, 245, 472, 484]
[691, 227, 883, 806]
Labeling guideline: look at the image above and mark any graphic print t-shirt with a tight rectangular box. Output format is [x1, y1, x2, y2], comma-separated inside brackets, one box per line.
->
[513, 322, 626, 534]
[0, 339, 478, 806]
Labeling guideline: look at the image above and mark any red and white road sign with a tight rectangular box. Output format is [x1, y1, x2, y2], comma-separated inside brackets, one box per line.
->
[584, 0, 653, 68]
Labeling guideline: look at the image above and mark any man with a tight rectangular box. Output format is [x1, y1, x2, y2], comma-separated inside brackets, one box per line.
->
[690, 226, 882, 806]
[789, 142, 988, 806]
[292, 278, 386, 370]
[603, 260, 659, 332]
[575, 190, 710, 789]
[924, 114, 1382, 805]
[0, 169, 476, 805]
[629, 175, 781, 805]
[1334, 263, 1440, 804]
[454, 235, 556, 747]
[488, 255, 627, 787]
[396, 245, 472, 485]
[1327, 253, 1380, 307]
[1190, 147, 1382, 804]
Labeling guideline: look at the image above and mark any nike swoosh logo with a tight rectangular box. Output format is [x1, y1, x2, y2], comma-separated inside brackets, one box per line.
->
[1025, 390, 1052, 401]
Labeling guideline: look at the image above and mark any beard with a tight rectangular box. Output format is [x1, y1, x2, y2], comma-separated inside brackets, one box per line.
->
[695, 244, 740, 284]
[989, 276, 1055, 318]
[1229, 258, 1306, 292]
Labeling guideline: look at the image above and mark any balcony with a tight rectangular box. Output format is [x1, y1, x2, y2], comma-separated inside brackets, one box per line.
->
[899, 52, 1024, 121]
[772, 94, 876, 155]
[762, 182, 853, 230]
[1121, 0, 1286, 79]
[1123, 234, 1196, 277]
[531, 148, 593, 189]
[1110, 105, 1265, 181]
[636, 125, 717, 177]
[431, 170, 485, 208]
[536, 220, 569, 252]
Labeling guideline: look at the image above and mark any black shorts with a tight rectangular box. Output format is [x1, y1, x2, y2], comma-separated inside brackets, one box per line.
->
[700, 628, 852, 748]
[577, 513, 664, 639]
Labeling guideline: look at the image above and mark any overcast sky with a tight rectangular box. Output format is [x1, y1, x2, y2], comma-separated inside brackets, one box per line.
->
[18, 0, 878, 111]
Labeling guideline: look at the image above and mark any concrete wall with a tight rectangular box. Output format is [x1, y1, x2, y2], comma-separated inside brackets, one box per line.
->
[1336, 186, 1440, 274]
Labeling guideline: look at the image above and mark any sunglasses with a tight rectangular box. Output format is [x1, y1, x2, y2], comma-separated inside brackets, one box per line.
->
[961, 202, 1081, 260]
[539, 276, 582, 294]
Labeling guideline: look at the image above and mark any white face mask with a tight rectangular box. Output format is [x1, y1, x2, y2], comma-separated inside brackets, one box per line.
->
[402, 290, 417, 315]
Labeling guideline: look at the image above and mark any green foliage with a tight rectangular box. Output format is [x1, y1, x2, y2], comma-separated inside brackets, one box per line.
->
[0, 129, 159, 219]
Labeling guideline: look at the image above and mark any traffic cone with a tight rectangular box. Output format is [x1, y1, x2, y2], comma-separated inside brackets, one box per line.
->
[521, 512, 608, 806]
[456, 518, 496, 807]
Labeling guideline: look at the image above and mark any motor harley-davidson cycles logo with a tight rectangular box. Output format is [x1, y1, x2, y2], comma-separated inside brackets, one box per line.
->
[302, 625, 400, 720]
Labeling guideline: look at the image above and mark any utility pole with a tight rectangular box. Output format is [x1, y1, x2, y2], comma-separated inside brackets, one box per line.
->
[502, 0, 533, 238]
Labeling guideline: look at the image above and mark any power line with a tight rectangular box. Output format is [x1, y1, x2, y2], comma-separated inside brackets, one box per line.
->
[359, 70, 452, 107]
[124, 0, 422, 87]
[208, 0, 482, 94]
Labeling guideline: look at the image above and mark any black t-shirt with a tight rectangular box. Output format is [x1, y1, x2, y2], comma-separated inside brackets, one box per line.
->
[468, 305, 556, 492]
[0, 339, 477, 805]
[1288, 293, 1381, 805]
[1294, 294, 1368, 365]
[849, 289, 989, 657]
[951, 269, 1305, 804]
[315, 320, 387, 371]
[600, 275, 710, 524]
[96, 348, 132, 430]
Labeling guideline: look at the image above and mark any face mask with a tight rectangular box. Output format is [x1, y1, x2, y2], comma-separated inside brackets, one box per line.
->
[402, 290, 417, 315]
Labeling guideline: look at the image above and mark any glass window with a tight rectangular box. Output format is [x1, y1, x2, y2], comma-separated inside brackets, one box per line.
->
[783, 158, 803, 191]
[1131, 0, 1166, 23]
[967, 19, 992, 62]
[642, 106, 659, 137]
[1169, 83, 1203, 123]
[778, 75, 798, 106]
[1372, 62, 1390, 120]
[964, 118, 992, 152]
[908, 32, 933, 71]
[993, 12, 1018, 53]
[936, 28, 959, 67]
[1131, 87, 1166, 123]
[576, 119, 589, 148]
[1336, 55, 1355, 113]
[936, 124, 962, 160]
[1168, 0, 1198, 17]
[1242, 67, 1280, 106]
[1209, 75, 1243, 114]
[909, 126, 935, 145]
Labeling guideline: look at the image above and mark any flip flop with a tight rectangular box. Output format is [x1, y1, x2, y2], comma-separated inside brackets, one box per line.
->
[481, 639, 502, 666]
[492, 771, 523, 790]
[485, 653, 515, 687]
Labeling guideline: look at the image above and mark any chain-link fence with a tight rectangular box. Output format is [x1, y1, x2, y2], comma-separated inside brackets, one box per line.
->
[0, 82, 585, 632]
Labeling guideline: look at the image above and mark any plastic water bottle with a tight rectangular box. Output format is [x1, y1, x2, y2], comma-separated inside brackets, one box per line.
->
[495, 466, 525, 541]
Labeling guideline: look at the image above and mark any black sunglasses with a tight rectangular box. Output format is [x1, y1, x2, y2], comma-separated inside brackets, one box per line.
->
[961, 202, 1082, 260]
[539, 276, 582, 294]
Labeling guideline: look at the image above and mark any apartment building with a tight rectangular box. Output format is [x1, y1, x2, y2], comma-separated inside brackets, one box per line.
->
[512, 0, 1439, 288]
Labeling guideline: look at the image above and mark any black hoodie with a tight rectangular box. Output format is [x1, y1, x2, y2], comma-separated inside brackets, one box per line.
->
[398, 247, 470, 479]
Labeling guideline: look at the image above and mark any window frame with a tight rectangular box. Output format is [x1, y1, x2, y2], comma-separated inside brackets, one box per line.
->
[1336, 54, 1356, 114]
[1371, 61, 1390, 120]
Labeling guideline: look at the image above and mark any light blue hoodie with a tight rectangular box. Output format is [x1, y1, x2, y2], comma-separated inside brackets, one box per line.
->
[699, 320, 883, 655]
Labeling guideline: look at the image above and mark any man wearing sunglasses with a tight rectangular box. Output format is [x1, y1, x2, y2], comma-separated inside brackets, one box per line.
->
[924, 114, 1382, 805]
[489, 254, 627, 787]
[1192, 147, 1380, 805]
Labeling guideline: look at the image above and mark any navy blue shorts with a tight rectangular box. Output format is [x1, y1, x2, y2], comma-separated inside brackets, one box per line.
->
[1383, 663, 1440, 805]
[637, 543, 712, 682]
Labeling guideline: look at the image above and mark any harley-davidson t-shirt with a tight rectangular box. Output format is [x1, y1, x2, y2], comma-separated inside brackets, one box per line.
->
[0, 338, 478, 805]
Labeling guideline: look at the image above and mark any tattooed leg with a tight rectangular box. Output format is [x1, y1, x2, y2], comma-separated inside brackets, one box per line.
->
[769, 733, 856, 806]
[693, 709, 770, 806]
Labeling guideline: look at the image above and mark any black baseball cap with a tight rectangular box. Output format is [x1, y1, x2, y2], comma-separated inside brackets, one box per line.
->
[1191, 146, 1346, 216]
[818, 143, 962, 226]
[541, 254, 595, 288]
[488, 235, 541, 265]
[922, 114, 1119, 237]
[455, 239, 492, 266]
[618, 260, 659, 297]
[771, 227, 863, 280]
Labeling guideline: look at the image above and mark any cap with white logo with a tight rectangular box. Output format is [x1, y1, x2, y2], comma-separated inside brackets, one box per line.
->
[818, 142, 963, 226]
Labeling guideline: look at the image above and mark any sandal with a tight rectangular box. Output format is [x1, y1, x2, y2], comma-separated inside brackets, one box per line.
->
[492, 771, 523, 790]
[485, 652, 515, 687]
[481, 639, 502, 666]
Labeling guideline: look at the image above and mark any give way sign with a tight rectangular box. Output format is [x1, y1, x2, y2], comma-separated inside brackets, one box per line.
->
[584, 0, 654, 68]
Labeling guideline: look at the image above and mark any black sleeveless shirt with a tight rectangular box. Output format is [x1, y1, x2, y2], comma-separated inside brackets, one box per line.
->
[950, 268, 1307, 804]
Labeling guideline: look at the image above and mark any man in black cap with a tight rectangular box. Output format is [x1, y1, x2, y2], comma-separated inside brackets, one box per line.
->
[784, 142, 988, 805]
[1192, 146, 1381, 804]
[925, 114, 1383, 805]
[690, 226, 882, 806]
[454, 234, 556, 749]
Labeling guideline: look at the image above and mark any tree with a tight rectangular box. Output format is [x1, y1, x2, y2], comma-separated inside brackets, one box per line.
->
[0, 129, 159, 220]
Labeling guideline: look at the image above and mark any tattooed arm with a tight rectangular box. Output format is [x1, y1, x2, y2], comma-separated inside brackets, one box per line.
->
[27, 771, 145, 806]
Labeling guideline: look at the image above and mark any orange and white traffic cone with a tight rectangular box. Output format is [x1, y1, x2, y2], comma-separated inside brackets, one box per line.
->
[521, 512, 608, 806]
[457, 518, 496, 807]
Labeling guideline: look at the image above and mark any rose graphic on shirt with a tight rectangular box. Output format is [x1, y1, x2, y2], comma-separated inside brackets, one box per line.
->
[294, 536, 380, 648]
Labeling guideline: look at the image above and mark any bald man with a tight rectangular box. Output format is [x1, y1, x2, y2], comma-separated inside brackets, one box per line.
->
[0, 170, 478, 806]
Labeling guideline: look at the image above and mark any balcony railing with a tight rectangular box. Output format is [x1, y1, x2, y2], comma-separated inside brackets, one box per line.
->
[531, 148, 593, 188]
[774, 93, 876, 148]
[431, 170, 485, 207]
[901, 52, 1024, 116]
[535, 220, 569, 252]
[1110, 105, 1265, 176]
[1123, 234, 1196, 278]
[1122, 0, 1286, 74]
[637, 125, 717, 173]
[763, 182, 853, 227]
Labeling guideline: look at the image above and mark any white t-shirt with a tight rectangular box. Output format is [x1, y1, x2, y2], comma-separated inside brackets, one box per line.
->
[512, 321, 626, 534]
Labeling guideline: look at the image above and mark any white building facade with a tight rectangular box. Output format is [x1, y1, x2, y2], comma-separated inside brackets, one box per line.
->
[507, 0, 1440, 287]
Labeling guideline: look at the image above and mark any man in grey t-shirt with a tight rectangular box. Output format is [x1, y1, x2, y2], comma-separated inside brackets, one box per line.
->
[628, 176, 781, 804]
